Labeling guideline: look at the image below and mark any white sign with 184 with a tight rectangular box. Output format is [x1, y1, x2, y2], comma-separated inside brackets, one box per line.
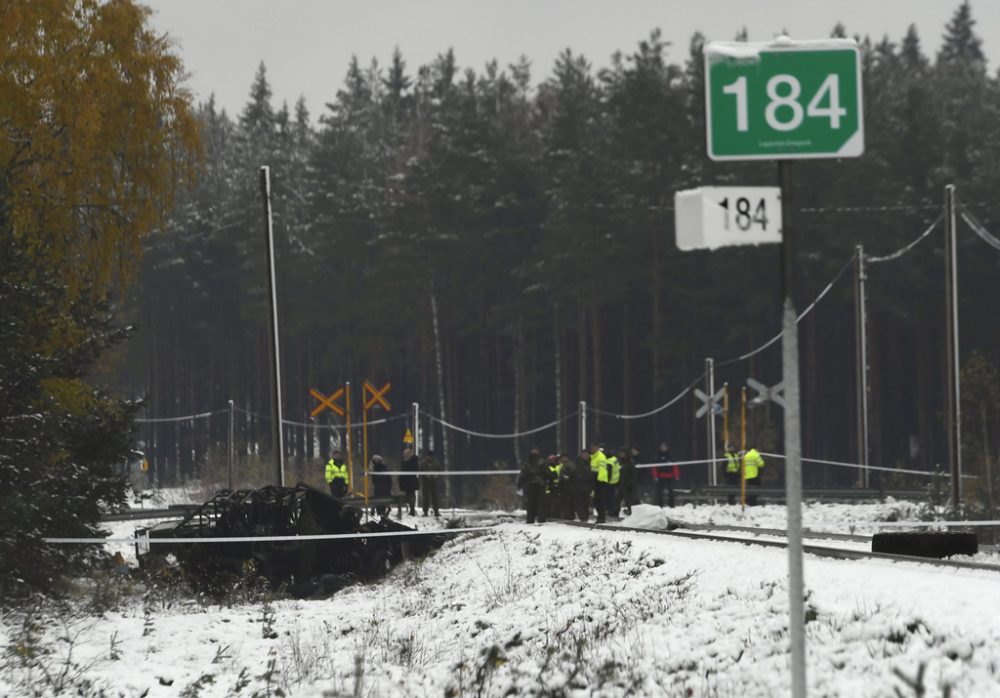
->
[674, 186, 782, 251]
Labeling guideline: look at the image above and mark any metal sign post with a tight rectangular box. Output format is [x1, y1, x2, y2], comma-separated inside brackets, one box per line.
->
[700, 38, 865, 697]
[579, 401, 587, 453]
[695, 384, 725, 487]
[707, 358, 717, 486]
[779, 158, 806, 698]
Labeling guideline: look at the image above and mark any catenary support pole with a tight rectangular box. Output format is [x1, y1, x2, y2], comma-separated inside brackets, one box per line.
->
[259, 166, 285, 487]
[779, 160, 807, 698]
[227, 399, 234, 490]
[854, 245, 870, 488]
[723, 383, 729, 448]
[346, 381, 353, 491]
[412, 402, 421, 457]
[579, 401, 587, 453]
[944, 184, 962, 510]
[706, 358, 717, 486]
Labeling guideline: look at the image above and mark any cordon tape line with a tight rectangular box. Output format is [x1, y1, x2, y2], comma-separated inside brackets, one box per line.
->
[634, 458, 724, 469]
[45, 526, 494, 545]
[762, 452, 979, 479]
[135, 410, 227, 424]
[372, 459, 724, 476]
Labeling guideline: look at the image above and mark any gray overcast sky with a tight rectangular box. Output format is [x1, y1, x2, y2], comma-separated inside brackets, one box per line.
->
[143, 0, 998, 121]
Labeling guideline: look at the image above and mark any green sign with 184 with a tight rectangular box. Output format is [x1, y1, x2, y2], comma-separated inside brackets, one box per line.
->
[705, 38, 863, 161]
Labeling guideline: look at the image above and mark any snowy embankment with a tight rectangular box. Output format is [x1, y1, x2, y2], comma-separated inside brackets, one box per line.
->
[4, 513, 999, 696]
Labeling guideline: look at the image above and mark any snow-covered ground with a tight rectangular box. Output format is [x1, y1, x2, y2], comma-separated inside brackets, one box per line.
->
[3, 496, 999, 697]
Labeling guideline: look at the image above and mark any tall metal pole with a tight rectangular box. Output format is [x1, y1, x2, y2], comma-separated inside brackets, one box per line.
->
[363, 401, 369, 509]
[706, 358, 717, 485]
[722, 383, 730, 448]
[259, 166, 285, 487]
[579, 401, 587, 453]
[854, 245, 870, 488]
[944, 184, 962, 510]
[779, 160, 807, 698]
[412, 402, 421, 457]
[346, 380, 353, 492]
[227, 399, 234, 490]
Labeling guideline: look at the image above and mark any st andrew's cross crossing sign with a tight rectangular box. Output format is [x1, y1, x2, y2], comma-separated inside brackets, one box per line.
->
[705, 38, 863, 161]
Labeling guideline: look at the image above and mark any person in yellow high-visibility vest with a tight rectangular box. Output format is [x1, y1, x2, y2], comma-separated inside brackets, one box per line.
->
[606, 450, 622, 516]
[589, 443, 610, 523]
[742, 447, 765, 506]
[325, 448, 349, 499]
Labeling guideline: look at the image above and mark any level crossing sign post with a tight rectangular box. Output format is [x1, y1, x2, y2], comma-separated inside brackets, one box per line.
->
[699, 36, 864, 698]
[362, 381, 391, 508]
[695, 370, 725, 487]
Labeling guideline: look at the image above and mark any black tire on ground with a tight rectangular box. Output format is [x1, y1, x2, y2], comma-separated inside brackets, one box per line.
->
[871, 531, 978, 558]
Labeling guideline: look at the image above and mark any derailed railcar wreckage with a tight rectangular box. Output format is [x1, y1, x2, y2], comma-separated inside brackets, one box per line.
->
[135, 484, 446, 597]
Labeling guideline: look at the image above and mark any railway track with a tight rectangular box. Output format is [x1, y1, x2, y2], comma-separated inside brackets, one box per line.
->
[560, 520, 1000, 573]
[100, 505, 199, 522]
[663, 519, 998, 555]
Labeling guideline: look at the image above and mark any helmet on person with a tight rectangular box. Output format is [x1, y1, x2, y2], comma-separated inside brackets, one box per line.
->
[372, 454, 383, 463]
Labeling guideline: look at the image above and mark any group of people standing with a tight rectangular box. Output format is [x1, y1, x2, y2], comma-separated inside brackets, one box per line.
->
[323, 438, 766, 523]
[723, 443, 766, 505]
[323, 447, 443, 517]
[516, 441, 682, 524]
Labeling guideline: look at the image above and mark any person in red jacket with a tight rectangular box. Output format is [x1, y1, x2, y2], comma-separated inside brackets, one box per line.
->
[652, 441, 679, 508]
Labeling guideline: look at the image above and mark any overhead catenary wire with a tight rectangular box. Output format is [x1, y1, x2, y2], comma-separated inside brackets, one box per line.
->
[234, 407, 405, 430]
[864, 215, 942, 263]
[426, 411, 578, 439]
[960, 206, 1000, 252]
[587, 373, 706, 421]
[715, 253, 856, 369]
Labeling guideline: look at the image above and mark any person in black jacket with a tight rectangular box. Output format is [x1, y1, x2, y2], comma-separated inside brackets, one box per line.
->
[419, 449, 442, 517]
[399, 448, 419, 516]
[517, 447, 553, 524]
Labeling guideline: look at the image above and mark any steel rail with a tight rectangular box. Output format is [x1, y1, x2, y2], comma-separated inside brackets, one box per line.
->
[664, 519, 997, 554]
[559, 521, 1000, 574]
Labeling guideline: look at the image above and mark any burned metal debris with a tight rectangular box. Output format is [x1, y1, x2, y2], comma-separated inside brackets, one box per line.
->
[135, 484, 445, 597]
